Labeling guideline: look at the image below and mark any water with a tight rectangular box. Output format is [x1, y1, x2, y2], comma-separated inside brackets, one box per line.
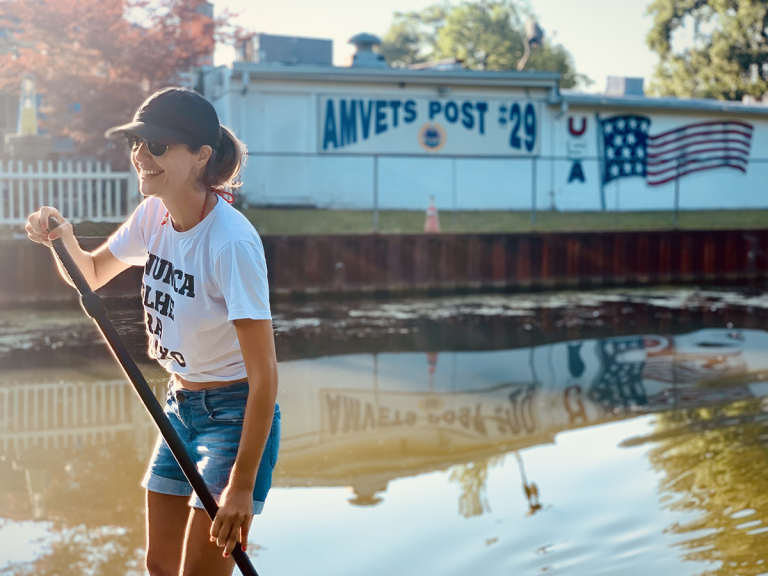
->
[1, 288, 768, 575]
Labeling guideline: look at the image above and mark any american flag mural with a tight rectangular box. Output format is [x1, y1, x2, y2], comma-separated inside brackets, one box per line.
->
[600, 115, 754, 186]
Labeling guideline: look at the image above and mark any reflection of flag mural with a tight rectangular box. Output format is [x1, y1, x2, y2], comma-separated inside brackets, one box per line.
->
[600, 116, 754, 186]
[589, 337, 648, 409]
[642, 334, 746, 384]
[588, 331, 750, 411]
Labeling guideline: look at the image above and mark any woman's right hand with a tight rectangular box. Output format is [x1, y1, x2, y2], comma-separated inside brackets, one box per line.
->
[25, 207, 73, 248]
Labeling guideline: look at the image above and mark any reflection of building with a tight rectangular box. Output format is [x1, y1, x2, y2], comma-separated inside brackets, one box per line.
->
[2, 328, 767, 519]
[275, 328, 768, 505]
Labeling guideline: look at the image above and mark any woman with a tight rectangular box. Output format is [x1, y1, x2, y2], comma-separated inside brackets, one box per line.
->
[25, 87, 279, 576]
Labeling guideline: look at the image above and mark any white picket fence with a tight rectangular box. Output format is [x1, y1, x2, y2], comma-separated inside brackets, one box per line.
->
[0, 159, 139, 225]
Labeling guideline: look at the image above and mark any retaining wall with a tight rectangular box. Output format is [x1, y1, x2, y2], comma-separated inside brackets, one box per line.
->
[1, 229, 766, 304]
[265, 229, 768, 295]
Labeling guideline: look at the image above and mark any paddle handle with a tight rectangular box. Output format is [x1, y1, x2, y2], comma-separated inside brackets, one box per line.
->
[47, 217, 91, 295]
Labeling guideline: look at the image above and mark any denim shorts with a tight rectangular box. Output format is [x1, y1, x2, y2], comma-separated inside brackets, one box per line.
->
[142, 381, 281, 515]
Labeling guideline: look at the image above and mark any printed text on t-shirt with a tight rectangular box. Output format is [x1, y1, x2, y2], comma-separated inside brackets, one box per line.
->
[142, 252, 195, 368]
[144, 253, 196, 297]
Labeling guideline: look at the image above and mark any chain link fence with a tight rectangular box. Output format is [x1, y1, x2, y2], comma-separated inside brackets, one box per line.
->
[240, 151, 768, 232]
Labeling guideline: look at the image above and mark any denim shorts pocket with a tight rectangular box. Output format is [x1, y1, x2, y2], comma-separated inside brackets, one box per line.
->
[203, 393, 246, 423]
[269, 406, 281, 467]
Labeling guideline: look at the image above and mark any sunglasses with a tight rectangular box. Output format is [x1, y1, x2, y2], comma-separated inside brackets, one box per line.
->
[125, 134, 168, 157]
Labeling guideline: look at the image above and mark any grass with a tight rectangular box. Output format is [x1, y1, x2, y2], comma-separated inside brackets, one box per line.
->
[239, 208, 768, 235]
[4, 208, 766, 238]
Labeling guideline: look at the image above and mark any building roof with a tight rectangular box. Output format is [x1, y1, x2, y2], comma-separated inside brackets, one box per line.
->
[558, 90, 768, 117]
[231, 61, 561, 90]
[226, 62, 768, 117]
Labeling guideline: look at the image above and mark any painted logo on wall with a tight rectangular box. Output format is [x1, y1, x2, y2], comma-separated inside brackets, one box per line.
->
[419, 123, 446, 152]
[600, 115, 754, 186]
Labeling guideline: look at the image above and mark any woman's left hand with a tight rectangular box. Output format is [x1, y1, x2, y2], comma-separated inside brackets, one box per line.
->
[210, 485, 253, 557]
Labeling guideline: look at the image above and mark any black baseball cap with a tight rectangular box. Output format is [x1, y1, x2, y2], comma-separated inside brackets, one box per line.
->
[105, 87, 223, 148]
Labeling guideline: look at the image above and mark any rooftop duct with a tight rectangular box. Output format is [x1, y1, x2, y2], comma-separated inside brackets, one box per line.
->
[236, 33, 332, 66]
[605, 76, 645, 96]
[348, 33, 388, 68]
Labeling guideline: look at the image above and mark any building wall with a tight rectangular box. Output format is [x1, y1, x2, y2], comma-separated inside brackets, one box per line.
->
[209, 70, 768, 212]
[0, 91, 19, 156]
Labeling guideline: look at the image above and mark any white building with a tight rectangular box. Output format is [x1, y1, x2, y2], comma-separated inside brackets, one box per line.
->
[204, 41, 768, 213]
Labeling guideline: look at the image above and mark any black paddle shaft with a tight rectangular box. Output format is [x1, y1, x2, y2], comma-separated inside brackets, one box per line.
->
[46, 217, 258, 576]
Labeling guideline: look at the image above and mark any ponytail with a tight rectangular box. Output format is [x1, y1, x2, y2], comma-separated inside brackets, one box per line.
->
[192, 126, 247, 202]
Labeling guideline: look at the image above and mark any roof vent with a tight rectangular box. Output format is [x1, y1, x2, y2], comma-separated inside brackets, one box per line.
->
[349, 33, 388, 68]
[605, 76, 644, 96]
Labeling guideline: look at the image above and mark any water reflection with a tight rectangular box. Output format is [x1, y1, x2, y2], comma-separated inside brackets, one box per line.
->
[275, 329, 768, 514]
[627, 400, 768, 575]
[0, 366, 163, 575]
[2, 291, 768, 574]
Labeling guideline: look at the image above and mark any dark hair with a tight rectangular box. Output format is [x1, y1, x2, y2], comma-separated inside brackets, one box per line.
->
[189, 126, 247, 196]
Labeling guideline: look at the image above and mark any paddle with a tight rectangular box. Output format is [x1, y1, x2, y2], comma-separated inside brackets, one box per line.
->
[46, 217, 259, 576]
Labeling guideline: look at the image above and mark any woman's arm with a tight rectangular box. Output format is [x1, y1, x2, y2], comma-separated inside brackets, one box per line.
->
[210, 318, 278, 557]
[26, 206, 130, 290]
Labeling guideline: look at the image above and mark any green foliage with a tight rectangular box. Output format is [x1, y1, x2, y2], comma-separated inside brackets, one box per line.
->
[646, 0, 768, 100]
[380, 12, 430, 68]
[527, 42, 588, 90]
[434, 1, 525, 70]
[380, 0, 590, 89]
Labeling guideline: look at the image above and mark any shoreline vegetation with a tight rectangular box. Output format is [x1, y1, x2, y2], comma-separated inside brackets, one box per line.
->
[5, 209, 767, 237]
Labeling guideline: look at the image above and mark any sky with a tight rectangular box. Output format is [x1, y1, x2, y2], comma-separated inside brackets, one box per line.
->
[212, 0, 660, 93]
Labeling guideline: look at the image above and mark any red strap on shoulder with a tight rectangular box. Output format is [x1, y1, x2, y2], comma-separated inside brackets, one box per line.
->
[213, 188, 235, 204]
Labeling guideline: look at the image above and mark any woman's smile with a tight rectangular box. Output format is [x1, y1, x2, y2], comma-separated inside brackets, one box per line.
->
[140, 168, 164, 179]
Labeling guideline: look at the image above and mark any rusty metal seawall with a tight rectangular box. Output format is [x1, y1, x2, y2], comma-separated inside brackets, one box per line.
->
[265, 229, 768, 295]
[1, 230, 766, 304]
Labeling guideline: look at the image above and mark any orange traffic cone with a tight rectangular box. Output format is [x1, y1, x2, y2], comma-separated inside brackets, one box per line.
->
[427, 352, 439, 375]
[424, 196, 441, 233]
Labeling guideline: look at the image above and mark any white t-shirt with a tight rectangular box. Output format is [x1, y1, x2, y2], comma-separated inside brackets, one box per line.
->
[108, 195, 271, 382]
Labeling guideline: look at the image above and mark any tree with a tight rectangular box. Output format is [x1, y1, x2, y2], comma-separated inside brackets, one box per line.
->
[646, 0, 768, 100]
[380, 1, 590, 89]
[380, 13, 428, 68]
[0, 0, 238, 164]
